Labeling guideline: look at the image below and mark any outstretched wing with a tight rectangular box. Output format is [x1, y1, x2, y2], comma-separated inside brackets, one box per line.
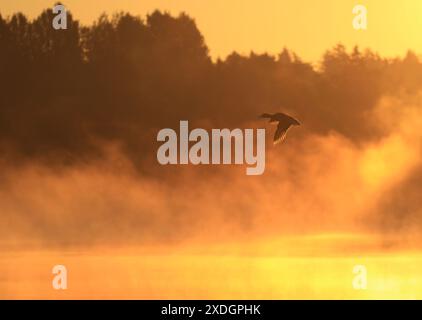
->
[260, 113, 272, 119]
[273, 121, 292, 144]
[274, 112, 300, 125]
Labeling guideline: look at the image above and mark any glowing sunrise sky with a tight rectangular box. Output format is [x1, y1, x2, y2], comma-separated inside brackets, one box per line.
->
[0, 0, 421, 62]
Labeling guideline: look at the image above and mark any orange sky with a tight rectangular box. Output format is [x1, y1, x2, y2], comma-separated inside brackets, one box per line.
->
[0, 0, 421, 62]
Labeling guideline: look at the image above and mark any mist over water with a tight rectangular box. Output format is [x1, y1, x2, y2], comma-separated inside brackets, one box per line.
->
[0, 93, 421, 251]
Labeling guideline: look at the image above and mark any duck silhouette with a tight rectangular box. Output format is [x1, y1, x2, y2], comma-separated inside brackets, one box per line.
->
[260, 112, 300, 144]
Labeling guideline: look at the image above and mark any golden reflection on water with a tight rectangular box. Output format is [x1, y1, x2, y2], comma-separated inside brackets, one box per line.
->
[1, 234, 421, 299]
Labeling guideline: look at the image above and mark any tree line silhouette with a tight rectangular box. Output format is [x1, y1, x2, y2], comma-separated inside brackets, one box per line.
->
[0, 7, 421, 166]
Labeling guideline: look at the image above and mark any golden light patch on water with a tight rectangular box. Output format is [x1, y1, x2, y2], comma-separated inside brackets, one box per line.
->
[1, 234, 422, 299]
